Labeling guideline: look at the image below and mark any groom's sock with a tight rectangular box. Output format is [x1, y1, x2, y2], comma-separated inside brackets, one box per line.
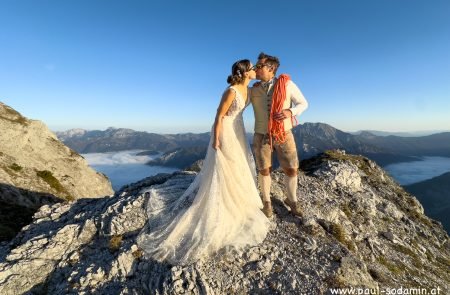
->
[284, 175, 298, 203]
[258, 173, 271, 203]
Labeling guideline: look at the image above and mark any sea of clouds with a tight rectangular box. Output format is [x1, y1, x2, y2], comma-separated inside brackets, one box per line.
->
[82, 150, 178, 191]
[384, 156, 450, 185]
[82, 150, 156, 165]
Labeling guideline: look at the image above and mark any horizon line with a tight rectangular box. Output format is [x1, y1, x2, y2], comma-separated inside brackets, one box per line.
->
[51, 124, 450, 136]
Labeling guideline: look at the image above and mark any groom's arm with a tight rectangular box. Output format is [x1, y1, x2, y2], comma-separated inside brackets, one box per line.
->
[288, 80, 308, 117]
[273, 80, 308, 121]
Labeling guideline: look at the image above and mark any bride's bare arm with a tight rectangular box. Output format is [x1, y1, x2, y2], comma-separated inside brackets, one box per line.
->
[212, 88, 236, 149]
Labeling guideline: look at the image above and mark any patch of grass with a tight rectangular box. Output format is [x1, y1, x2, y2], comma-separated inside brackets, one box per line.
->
[392, 244, 422, 268]
[0, 105, 28, 125]
[393, 244, 416, 256]
[325, 274, 347, 289]
[325, 150, 373, 173]
[109, 235, 122, 252]
[404, 266, 422, 278]
[410, 238, 419, 248]
[377, 255, 403, 275]
[65, 194, 75, 201]
[2, 166, 16, 178]
[406, 196, 418, 206]
[36, 170, 65, 193]
[273, 264, 283, 273]
[403, 265, 439, 290]
[425, 251, 434, 261]
[340, 203, 352, 218]
[69, 148, 79, 157]
[407, 209, 433, 227]
[132, 248, 144, 260]
[381, 216, 391, 222]
[35, 170, 73, 201]
[330, 223, 356, 252]
[269, 281, 277, 291]
[69, 282, 81, 290]
[368, 267, 388, 283]
[330, 223, 346, 241]
[9, 163, 23, 172]
[435, 255, 450, 268]
[393, 186, 405, 196]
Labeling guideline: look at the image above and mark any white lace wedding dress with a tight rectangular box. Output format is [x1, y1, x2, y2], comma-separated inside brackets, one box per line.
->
[137, 86, 270, 265]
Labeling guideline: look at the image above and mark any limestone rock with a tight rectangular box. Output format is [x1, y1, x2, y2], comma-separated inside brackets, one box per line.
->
[0, 102, 113, 206]
[0, 151, 448, 294]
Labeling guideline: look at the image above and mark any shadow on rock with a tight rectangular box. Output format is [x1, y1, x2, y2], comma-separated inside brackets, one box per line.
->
[0, 183, 64, 243]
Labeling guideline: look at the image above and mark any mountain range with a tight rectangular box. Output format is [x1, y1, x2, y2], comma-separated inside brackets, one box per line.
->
[56, 123, 450, 168]
[351, 130, 450, 137]
[56, 127, 210, 154]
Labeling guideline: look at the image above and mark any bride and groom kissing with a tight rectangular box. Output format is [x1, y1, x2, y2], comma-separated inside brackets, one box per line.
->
[137, 52, 309, 265]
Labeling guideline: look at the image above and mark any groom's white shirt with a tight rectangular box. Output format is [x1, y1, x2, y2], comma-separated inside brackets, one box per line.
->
[250, 77, 308, 134]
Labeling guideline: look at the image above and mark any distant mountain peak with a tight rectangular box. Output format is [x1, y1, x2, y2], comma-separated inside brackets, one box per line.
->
[301, 122, 338, 130]
[55, 128, 88, 140]
[358, 131, 376, 137]
[299, 122, 342, 136]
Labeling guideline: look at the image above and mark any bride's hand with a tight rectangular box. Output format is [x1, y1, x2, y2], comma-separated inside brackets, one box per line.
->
[212, 138, 220, 150]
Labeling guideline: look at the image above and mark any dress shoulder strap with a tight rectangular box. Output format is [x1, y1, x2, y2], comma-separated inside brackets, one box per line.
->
[228, 85, 237, 94]
[228, 86, 242, 98]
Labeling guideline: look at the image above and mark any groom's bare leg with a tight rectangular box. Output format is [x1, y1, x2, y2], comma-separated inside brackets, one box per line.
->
[282, 168, 302, 217]
[253, 134, 273, 201]
[277, 131, 299, 204]
[253, 133, 274, 218]
[258, 168, 273, 218]
[283, 168, 298, 203]
[258, 168, 271, 203]
[276, 131, 303, 217]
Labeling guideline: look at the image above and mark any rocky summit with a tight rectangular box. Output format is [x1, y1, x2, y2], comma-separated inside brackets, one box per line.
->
[0, 102, 113, 240]
[0, 150, 449, 294]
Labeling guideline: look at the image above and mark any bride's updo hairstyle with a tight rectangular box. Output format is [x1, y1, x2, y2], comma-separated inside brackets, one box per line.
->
[227, 59, 252, 85]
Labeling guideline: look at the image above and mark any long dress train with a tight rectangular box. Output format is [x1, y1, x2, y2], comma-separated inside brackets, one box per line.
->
[137, 86, 270, 265]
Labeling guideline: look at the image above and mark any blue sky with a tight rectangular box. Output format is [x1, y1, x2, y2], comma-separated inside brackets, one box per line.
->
[1, 0, 449, 133]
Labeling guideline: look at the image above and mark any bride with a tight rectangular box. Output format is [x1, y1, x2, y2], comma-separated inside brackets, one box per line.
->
[137, 59, 270, 265]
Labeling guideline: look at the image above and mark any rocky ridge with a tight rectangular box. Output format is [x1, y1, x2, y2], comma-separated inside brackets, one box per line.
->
[0, 150, 449, 294]
[0, 102, 113, 203]
[0, 102, 113, 240]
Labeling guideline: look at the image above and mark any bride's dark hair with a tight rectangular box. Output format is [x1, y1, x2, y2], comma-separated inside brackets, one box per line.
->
[227, 59, 252, 85]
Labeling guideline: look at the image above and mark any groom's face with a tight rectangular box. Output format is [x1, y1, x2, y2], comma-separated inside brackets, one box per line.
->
[255, 58, 275, 82]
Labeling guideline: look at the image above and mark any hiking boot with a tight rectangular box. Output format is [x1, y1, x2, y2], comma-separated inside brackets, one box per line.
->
[262, 201, 273, 218]
[284, 199, 303, 217]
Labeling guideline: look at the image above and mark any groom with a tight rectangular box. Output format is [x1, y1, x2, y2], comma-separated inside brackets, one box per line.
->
[250, 52, 308, 218]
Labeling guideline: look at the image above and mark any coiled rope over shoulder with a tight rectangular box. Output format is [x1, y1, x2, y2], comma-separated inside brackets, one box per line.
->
[268, 74, 297, 147]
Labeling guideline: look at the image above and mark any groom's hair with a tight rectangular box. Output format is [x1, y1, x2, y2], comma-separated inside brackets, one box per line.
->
[258, 52, 280, 74]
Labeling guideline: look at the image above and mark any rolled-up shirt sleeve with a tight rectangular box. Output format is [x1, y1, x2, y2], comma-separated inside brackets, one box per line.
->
[288, 80, 308, 117]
